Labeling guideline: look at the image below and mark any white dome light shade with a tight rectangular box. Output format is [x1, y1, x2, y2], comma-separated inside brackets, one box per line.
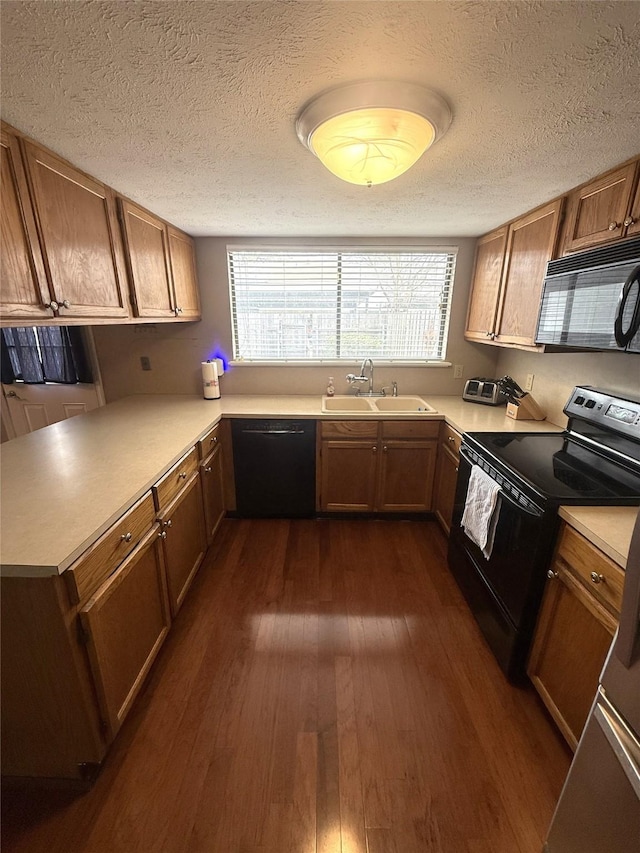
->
[296, 81, 452, 187]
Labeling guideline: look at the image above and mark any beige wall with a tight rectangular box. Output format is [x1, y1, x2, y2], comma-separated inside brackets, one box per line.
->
[495, 348, 640, 427]
[93, 236, 499, 402]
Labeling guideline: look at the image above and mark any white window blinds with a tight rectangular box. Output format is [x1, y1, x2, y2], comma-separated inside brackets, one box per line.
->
[227, 247, 457, 362]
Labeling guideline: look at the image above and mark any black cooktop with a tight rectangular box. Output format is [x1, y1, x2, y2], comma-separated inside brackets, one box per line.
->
[465, 431, 640, 504]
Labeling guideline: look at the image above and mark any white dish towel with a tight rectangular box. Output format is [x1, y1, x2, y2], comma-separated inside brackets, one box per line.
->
[461, 464, 502, 559]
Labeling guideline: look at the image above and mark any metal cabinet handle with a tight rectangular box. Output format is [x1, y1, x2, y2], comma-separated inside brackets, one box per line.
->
[204, 466, 212, 473]
[175, 307, 183, 315]
[58, 299, 71, 309]
[210, 436, 218, 444]
[608, 221, 621, 231]
[448, 436, 456, 443]
[163, 519, 172, 528]
[624, 216, 636, 228]
[372, 446, 377, 453]
[547, 569, 559, 579]
[44, 300, 59, 311]
[455, 467, 459, 473]
[383, 445, 388, 452]
[590, 571, 605, 584]
[159, 530, 167, 540]
[120, 532, 132, 542]
[179, 471, 187, 480]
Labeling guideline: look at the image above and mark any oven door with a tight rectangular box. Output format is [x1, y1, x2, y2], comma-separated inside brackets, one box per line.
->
[447, 447, 558, 680]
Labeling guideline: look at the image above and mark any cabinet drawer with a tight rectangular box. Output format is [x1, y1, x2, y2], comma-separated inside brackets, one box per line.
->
[65, 492, 156, 605]
[321, 420, 378, 439]
[153, 447, 199, 510]
[381, 420, 439, 440]
[197, 422, 221, 459]
[557, 524, 625, 616]
[440, 423, 462, 457]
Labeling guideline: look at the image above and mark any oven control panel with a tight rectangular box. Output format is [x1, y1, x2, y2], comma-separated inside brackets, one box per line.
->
[565, 386, 640, 437]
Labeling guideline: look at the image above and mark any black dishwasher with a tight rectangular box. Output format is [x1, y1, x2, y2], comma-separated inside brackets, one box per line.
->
[231, 419, 316, 517]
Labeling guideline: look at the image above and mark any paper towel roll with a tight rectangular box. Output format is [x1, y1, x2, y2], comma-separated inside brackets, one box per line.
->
[202, 360, 220, 399]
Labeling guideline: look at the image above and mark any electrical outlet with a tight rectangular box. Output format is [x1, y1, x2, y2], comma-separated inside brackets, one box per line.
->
[453, 364, 464, 379]
[525, 373, 534, 391]
[140, 356, 152, 371]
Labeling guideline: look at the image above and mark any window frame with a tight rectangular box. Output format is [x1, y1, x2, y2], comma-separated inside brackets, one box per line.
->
[226, 244, 457, 366]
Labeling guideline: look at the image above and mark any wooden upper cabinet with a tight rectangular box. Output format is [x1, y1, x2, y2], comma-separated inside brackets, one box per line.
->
[562, 161, 638, 253]
[119, 199, 175, 318]
[626, 171, 640, 238]
[0, 126, 54, 321]
[168, 226, 201, 320]
[494, 198, 564, 347]
[464, 226, 507, 343]
[21, 140, 130, 320]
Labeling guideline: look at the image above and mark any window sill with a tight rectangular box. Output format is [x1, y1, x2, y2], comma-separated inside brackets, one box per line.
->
[228, 360, 452, 368]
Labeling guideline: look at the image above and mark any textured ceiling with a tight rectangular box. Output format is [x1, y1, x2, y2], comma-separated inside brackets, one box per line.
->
[1, 1, 639, 238]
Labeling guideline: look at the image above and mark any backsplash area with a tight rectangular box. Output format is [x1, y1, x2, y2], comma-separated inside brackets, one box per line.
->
[92, 236, 499, 402]
[495, 349, 639, 427]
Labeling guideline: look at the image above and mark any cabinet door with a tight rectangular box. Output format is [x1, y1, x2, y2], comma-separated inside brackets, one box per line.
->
[1, 127, 53, 321]
[119, 200, 175, 318]
[22, 141, 130, 319]
[200, 445, 225, 544]
[494, 198, 563, 347]
[562, 163, 637, 253]
[319, 439, 378, 511]
[433, 442, 459, 534]
[158, 472, 207, 616]
[625, 169, 640, 238]
[167, 226, 201, 320]
[464, 226, 507, 342]
[80, 525, 171, 739]
[528, 565, 615, 751]
[377, 440, 436, 512]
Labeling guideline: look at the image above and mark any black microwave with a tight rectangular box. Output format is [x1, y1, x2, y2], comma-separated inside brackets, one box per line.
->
[536, 236, 640, 352]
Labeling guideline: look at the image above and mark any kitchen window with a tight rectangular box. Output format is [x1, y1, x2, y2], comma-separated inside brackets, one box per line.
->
[227, 247, 457, 363]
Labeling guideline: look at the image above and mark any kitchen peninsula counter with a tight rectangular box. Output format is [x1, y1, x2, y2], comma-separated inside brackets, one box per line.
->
[0, 393, 577, 578]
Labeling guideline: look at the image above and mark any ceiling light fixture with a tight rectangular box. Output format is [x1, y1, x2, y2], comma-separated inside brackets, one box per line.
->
[295, 80, 452, 188]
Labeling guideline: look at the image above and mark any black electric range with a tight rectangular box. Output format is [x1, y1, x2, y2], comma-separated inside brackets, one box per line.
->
[448, 386, 640, 681]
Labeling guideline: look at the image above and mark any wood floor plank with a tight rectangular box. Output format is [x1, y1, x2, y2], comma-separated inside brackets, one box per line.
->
[2, 519, 570, 853]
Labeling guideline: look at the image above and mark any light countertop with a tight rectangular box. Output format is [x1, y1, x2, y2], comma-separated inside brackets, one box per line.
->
[558, 506, 639, 569]
[0, 393, 620, 578]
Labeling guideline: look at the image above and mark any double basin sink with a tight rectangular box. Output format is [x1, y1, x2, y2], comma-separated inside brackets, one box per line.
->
[321, 395, 436, 414]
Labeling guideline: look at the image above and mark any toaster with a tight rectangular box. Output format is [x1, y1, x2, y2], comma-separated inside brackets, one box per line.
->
[462, 378, 508, 406]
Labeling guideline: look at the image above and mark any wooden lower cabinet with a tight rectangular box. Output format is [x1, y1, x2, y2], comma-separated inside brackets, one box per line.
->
[157, 472, 207, 616]
[318, 420, 438, 513]
[200, 444, 225, 543]
[1, 438, 212, 781]
[433, 424, 462, 534]
[80, 525, 171, 739]
[378, 440, 436, 511]
[1, 574, 106, 779]
[528, 523, 621, 750]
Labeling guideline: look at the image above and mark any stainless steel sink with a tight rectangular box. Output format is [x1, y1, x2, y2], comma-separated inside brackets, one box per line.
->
[321, 395, 436, 414]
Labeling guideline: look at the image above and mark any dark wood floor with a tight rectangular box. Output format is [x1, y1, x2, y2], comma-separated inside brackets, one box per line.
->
[2, 519, 570, 853]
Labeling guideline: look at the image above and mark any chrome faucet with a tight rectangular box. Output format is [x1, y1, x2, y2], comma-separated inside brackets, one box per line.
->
[346, 358, 382, 396]
[360, 357, 374, 395]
